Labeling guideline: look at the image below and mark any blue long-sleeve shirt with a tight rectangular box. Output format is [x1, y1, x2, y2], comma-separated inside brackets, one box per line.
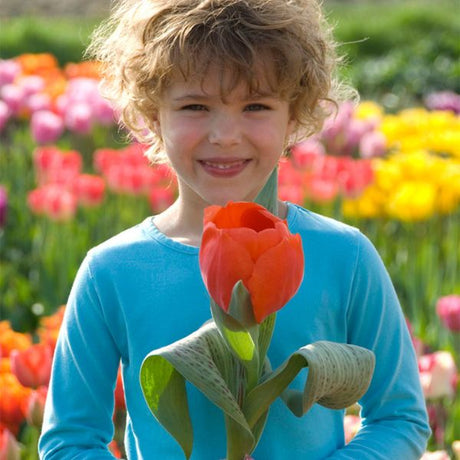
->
[39, 203, 430, 459]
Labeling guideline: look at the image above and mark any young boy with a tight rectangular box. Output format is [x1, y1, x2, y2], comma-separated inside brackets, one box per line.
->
[39, 0, 430, 458]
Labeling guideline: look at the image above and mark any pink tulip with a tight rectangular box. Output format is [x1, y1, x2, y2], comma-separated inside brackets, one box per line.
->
[10, 344, 53, 388]
[17, 75, 45, 97]
[64, 102, 93, 134]
[31, 110, 65, 144]
[278, 184, 305, 205]
[436, 295, 460, 332]
[0, 186, 7, 228]
[420, 451, 450, 460]
[0, 100, 10, 132]
[93, 96, 115, 125]
[0, 84, 26, 116]
[26, 386, 48, 428]
[26, 92, 52, 114]
[418, 351, 458, 400]
[359, 131, 387, 158]
[0, 59, 21, 87]
[343, 414, 361, 444]
[290, 138, 325, 168]
[0, 427, 21, 460]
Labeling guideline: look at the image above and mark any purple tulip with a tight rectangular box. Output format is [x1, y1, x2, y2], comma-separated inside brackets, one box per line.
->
[0, 186, 7, 228]
[424, 91, 460, 114]
[359, 131, 387, 158]
[31, 110, 65, 144]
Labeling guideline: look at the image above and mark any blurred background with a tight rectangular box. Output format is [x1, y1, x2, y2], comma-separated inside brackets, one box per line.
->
[0, 1, 459, 458]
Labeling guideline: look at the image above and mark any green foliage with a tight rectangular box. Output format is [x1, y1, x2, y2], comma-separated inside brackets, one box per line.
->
[1, 1, 459, 108]
[326, 0, 460, 108]
[0, 17, 99, 65]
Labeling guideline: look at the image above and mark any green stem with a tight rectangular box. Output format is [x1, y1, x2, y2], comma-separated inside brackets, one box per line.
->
[224, 414, 254, 460]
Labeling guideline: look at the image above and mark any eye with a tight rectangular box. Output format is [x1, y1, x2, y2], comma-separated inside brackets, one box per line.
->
[181, 104, 207, 111]
[244, 103, 270, 112]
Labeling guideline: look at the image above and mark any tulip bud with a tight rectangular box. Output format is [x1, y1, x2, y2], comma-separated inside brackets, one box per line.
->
[199, 202, 304, 324]
[418, 351, 458, 400]
[26, 386, 48, 428]
[10, 344, 53, 389]
[0, 428, 21, 460]
[436, 295, 460, 332]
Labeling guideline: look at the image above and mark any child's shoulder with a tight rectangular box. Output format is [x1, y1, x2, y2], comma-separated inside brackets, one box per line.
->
[86, 217, 157, 264]
[287, 202, 361, 239]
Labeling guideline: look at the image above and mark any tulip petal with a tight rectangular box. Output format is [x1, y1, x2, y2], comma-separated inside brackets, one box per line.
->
[200, 226, 254, 311]
[248, 235, 304, 323]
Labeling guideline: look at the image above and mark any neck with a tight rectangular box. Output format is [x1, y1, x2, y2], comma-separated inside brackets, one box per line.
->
[153, 197, 288, 248]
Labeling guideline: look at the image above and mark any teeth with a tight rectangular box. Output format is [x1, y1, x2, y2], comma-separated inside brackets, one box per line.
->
[203, 160, 245, 170]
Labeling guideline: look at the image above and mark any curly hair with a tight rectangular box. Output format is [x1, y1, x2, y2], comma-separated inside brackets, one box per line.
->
[86, 0, 354, 162]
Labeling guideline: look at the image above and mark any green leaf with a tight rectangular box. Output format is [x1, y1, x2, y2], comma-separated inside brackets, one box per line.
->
[140, 357, 193, 458]
[243, 341, 375, 428]
[227, 281, 257, 328]
[140, 321, 255, 459]
[254, 168, 278, 215]
[210, 287, 260, 392]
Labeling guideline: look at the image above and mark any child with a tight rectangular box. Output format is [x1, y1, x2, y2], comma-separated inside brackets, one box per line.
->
[39, 0, 430, 458]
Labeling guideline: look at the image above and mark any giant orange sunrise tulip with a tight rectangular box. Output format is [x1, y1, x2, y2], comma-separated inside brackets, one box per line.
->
[199, 202, 304, 323]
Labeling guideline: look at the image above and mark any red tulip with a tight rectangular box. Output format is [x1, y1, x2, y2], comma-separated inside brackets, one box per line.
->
[10, 344, 53, 389]
[73, 174, 106, 207]
[199, 202, 304, 324]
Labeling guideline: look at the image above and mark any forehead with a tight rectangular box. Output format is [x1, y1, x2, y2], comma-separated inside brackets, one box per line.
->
[164, 57, 279, 99]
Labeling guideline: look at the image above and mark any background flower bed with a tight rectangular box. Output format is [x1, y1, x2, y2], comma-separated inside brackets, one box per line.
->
[0, 1, 459, 458]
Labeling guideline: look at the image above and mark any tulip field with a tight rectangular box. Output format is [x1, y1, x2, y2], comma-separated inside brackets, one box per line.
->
[1, 4, 460, 459]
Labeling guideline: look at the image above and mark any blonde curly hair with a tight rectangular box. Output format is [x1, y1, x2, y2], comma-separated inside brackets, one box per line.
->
[87, 0, 353, 163]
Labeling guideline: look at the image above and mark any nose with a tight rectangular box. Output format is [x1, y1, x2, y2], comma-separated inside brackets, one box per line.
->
[208, 112, 242, 147]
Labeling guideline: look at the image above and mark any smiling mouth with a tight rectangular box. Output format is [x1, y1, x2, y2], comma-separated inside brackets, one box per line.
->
[199, 159, 251, 177]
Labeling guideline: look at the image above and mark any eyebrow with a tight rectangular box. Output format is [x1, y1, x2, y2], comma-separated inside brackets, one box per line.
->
[172, 91, 277, 102]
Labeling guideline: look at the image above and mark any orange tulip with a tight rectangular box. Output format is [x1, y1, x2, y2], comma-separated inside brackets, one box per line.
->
[0, 373, 30, 435]
[199, 202, 304, 323]
[0, 322, 32, 358]
[10, 344, 53, 389]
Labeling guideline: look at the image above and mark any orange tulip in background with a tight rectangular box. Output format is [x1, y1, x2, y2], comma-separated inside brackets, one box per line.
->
[199, 202, 304, 324]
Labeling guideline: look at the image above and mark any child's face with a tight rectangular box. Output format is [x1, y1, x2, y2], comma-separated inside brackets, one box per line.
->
[153, 63, 295, 211]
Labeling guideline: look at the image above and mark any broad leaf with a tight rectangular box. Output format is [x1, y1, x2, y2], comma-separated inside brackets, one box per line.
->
[140, 321, 255, 459]
[243, 341, 375, 428]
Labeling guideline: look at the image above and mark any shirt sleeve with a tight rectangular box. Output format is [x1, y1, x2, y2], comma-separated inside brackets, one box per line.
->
[39, 255, 120, 459]
[329, 232, 431, 459]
